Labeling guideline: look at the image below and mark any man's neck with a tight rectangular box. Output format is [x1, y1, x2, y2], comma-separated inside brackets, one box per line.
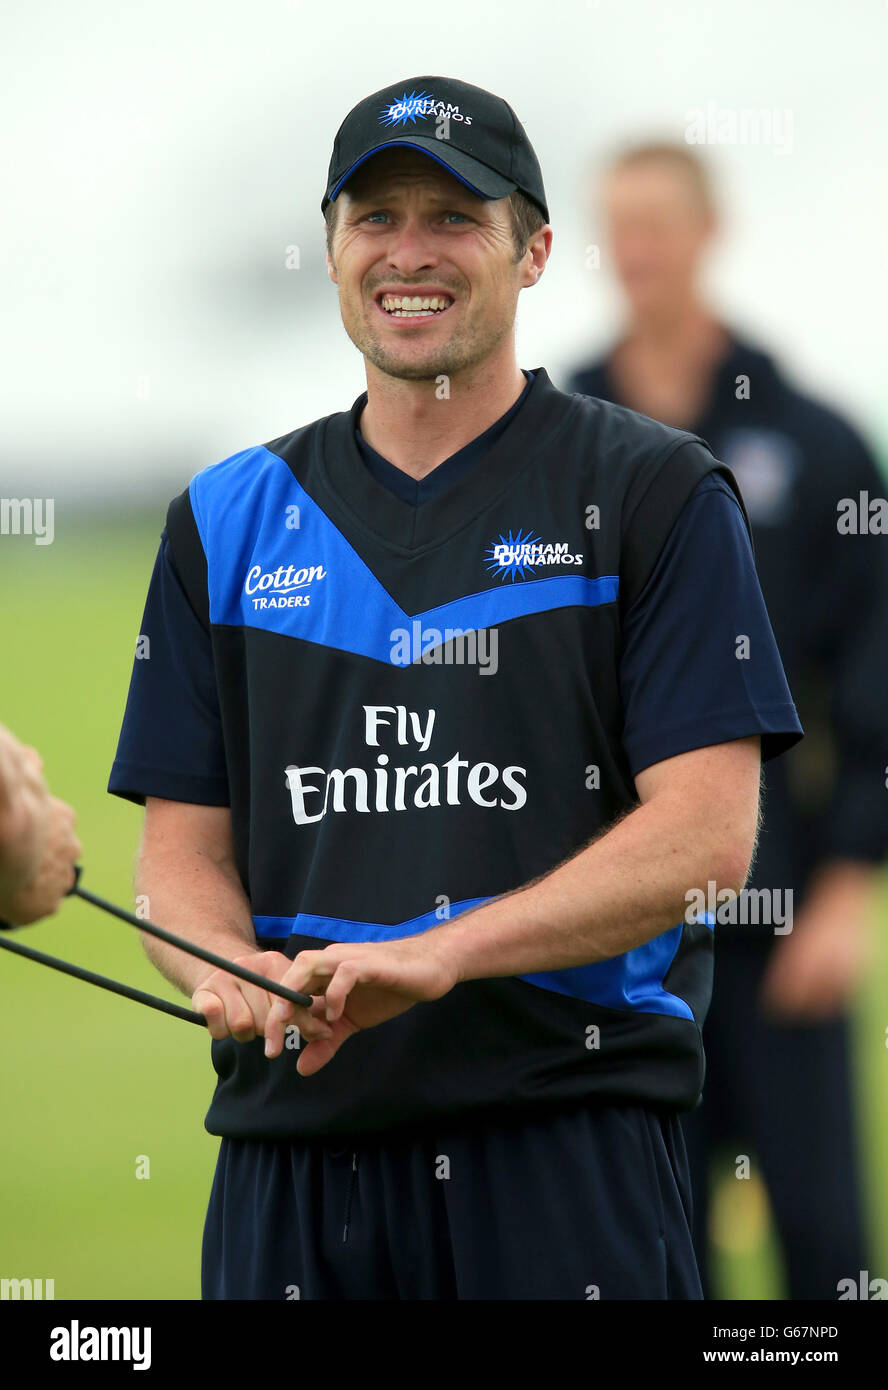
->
[611, 302, 730, 429]
[358, 352, 528, 481]
[623, 301, 726, 356]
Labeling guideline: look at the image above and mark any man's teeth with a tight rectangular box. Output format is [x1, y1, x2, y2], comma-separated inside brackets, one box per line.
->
[380, 294, 453, 316]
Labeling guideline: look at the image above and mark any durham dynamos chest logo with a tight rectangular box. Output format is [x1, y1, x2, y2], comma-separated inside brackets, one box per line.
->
[244, 561, 326, 610]
[485, 530, 584, 583]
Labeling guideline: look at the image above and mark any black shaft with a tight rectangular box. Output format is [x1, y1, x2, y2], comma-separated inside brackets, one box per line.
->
[0, 934, 206, 1026]
[72, 884, 314, 1010]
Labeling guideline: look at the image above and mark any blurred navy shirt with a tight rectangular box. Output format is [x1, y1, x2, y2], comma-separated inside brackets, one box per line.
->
[569, 334, 888, 914]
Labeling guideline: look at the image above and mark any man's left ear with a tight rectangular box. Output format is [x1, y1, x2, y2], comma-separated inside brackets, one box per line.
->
[326, 250, 338, 284]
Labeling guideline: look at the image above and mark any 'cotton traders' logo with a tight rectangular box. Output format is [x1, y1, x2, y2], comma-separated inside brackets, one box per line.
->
[379, 90, 474, 127]
[244, 562, 326, 610]
[484, 530, 583, 582]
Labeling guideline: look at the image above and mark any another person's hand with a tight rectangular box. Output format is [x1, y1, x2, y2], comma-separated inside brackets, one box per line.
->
[760, 861, 878, 1020]
[0, 726, 81, 924]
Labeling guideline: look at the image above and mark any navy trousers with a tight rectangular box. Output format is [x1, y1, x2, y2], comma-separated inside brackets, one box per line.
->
[202, 1100, 702, 1300]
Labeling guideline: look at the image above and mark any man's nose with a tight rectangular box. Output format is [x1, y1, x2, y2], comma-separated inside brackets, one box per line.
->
[384, 219, 440, 275]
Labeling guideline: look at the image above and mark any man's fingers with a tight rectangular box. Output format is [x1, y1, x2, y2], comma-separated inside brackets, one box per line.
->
[263, 953, 330, 1029]
[191, 956, 334, 1052]
[192, 987, 231, 1039]
[263, 1009, 333, 1058]
[263, 999, 332, 1059]
[228, 950, 330, 1045]
[264, 952, 341, 1020]
[222, 987, 262, 1041]
[297, 1031, 348, 1078]
[263, 958, 360, 1058]
[265, 989, 325, 1035]
[191, 974, 262, 1041]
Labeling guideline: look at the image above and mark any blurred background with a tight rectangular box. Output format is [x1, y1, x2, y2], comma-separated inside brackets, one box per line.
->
[1, 0, 886, 1298]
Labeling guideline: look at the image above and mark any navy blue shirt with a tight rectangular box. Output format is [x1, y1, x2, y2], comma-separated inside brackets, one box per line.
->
[109, 372, 800, 802]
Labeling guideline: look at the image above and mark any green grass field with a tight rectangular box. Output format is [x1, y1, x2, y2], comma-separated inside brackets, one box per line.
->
[1, 512, 886, 1299]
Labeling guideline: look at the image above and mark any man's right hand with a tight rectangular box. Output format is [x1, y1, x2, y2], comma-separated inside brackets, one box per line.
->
[192, 949, 334, 1046]
[0, 728, 82, 925]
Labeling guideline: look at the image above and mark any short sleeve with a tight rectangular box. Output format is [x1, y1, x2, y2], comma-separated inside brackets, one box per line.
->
[620, 472, 804, 779]
[107, 532, 229, 806]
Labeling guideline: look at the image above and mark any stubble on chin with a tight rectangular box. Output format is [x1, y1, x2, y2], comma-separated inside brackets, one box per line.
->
[340, 293, 511, 383]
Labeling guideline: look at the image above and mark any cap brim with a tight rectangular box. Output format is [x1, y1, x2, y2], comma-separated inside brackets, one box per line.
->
[326, 137, 516, 206]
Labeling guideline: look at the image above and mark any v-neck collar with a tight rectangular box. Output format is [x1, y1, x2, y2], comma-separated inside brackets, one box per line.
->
[355, 369, 535, 509]
[317, 366, 575, 553]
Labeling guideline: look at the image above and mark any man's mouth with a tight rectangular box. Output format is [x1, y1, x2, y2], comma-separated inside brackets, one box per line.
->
[376, 293, 455, 319]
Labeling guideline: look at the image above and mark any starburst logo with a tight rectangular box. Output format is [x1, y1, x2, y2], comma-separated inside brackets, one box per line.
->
[485, 529, 542, 582]
[485, 529, 584, 582]
[379, 90, 436, 127]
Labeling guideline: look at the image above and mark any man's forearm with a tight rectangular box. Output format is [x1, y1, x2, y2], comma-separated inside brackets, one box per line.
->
[429, 792, 750, 985]
[135, 844, 258, 997]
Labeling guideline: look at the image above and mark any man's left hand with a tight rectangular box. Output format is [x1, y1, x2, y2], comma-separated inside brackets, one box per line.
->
[262, 936, 459, 1072]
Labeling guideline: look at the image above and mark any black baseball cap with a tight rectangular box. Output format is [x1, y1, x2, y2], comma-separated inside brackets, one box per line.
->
[322, 76, 549, 222]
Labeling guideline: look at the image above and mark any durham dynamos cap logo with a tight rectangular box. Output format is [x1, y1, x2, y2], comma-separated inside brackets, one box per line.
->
[485, 530, 584, 583]
[379, 90, 474, 127]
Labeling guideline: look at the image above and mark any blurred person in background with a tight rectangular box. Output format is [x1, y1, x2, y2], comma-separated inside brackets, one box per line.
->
[565, 141, 888, 1300]
[0, 721, 81, 925]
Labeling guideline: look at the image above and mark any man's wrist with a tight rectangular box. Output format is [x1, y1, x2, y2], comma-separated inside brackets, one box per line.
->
[144, 927, 261, 999]
[420, 891, 519, 987]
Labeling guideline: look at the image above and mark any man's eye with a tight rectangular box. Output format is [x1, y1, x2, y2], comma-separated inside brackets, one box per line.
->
[444, 212, 469, 224]
[362, 212, 389, 224]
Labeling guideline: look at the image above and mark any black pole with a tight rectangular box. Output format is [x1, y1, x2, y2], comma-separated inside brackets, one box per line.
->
[0, 934, 206, 1026]
[71, 884, 314, 1010]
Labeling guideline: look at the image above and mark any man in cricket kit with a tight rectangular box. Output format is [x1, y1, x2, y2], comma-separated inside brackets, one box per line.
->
[108, 77, 803, 1300]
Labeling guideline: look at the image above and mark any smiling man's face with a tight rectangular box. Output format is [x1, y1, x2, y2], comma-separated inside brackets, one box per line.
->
[326, 147, 538, 382]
